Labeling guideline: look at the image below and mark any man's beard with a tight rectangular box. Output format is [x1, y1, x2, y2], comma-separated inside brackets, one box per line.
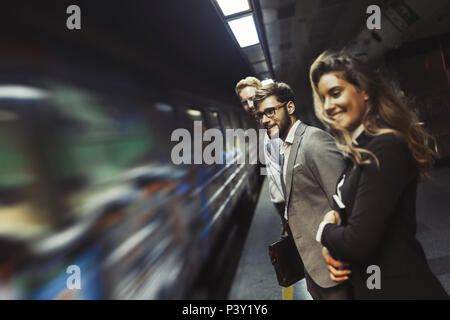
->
[277, 109, 291, 140]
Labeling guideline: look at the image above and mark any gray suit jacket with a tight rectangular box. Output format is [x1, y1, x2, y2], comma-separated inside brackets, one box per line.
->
[285, 122, 345, 288]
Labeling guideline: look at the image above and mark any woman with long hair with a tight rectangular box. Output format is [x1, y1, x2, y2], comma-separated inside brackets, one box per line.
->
[309, 50, 448, 299]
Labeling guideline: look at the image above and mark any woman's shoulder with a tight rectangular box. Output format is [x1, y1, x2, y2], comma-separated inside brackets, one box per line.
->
[363, 132, 408, 153]
[361, 132, 413, 168]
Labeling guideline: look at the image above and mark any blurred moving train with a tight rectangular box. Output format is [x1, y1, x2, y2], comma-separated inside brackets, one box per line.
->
[2, 0, 450, 302]
[0, 74, 263, 299]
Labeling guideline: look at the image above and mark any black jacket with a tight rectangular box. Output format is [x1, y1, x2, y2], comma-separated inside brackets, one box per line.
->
[321, 132, 448, 299]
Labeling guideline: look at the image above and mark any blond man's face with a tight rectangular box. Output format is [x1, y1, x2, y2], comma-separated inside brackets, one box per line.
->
[238, 86, 257, 114]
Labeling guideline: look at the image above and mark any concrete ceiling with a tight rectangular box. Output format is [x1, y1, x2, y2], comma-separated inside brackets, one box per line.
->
[256, 0, 450, 124]
[1, 0, 450, 119]
[260, 0, 371, 85]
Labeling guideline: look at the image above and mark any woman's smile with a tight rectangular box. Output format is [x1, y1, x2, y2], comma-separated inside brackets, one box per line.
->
[317, 73, 368, 131]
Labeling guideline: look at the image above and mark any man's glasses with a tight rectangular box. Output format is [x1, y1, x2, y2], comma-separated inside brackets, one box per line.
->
[254, 102, 287, 123]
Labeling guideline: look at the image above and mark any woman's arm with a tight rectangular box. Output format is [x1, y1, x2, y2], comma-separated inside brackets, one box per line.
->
[320, 134, 412, 263]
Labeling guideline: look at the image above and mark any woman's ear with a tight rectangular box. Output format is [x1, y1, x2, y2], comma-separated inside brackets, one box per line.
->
[363, 91, 369, 101]
[356, 87, 369, 101]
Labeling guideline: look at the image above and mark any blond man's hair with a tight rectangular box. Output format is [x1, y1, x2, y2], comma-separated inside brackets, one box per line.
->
[235, 76, 262, 96]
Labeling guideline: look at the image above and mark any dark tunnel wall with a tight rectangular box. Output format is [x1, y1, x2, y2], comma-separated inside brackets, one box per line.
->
[0, 0, 254, 106]
[385, 33, 450, 160]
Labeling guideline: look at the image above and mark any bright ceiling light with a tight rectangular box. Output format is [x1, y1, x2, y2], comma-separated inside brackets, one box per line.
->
[261, 79, 274, 86]
[186, 109, 202, 118]
[154, 102, 173, 112]
[228, 15, 259, 48]
[216, 0, 250, 17]
[0, 85, 48, 99]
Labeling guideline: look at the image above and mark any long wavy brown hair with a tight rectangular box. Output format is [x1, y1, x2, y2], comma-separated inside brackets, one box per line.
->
[309, 50, 437, 181]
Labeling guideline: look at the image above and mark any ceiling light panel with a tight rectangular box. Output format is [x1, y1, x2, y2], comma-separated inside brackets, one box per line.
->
[228, 14, 260, 48]
[216, 0, 250, 17]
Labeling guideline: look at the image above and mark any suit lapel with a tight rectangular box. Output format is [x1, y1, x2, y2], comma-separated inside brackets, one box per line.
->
[340, 133, 370, 219]
[285, 123, 307, 207]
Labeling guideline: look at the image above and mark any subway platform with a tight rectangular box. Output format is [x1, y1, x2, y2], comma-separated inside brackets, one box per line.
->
[228, 177, 311, 300]
[228, 165, 450, 299]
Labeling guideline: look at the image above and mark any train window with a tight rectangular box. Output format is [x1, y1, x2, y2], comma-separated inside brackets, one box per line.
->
[217, 112, 233, 157]
[141, 101, 177, 161]
[199, 109, 225, 172]
[242, 113, 256, 130]
[49, 95, 156, 180]
[219, 112, 232, 130]
[227, 111, 238, 129]
[206, 109, 221, 131]
[175, 107, 206, 137]
[205, 109, 228, 169]
[0, 111, 32, 191]
[0, 103, 53, 239]
[148, 101, 177, 133]
[214, 110, 230, 136]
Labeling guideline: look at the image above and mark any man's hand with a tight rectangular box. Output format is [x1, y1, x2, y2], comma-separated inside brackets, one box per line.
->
[322, 247, 351, 282]
[323, 210, 341, 225]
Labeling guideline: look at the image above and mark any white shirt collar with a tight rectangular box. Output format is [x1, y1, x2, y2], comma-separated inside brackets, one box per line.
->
[285, 120, 301, 145]
[280, 120, 300, 156]
[350, 124, 365, 144]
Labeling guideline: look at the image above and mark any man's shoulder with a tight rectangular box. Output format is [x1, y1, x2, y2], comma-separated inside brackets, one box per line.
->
[295, 126, 343, 165]
[301, 126, 335, 148]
